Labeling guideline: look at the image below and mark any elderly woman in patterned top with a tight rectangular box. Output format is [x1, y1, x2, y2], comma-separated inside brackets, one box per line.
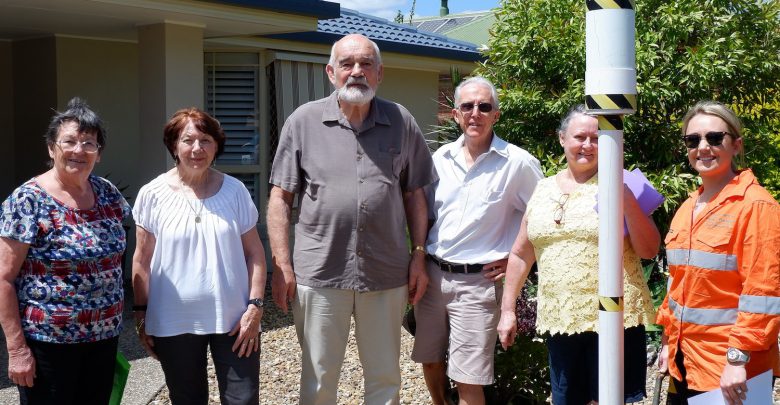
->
[497, 105, 660, 404]
[0, 97, 130, 404]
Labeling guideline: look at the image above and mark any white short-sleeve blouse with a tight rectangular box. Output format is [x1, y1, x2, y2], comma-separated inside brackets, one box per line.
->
[133, 173, 259, 337]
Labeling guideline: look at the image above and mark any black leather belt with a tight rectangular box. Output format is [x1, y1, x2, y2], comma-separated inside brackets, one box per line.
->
[428, 255, 483, 274]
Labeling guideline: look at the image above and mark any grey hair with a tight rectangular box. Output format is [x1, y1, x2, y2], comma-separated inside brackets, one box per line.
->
[557, 104, 589, 135]
[453, 76, 499, 108]
[328, 34, 382, 67]
[681, 100, 742, 138]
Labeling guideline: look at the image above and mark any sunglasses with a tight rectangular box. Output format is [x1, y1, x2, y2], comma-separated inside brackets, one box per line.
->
[458, 102, 494, 114]
[682, 131, 732, 149]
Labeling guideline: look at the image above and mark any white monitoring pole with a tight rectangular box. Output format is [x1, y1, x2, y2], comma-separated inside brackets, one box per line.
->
[585, 0, 637, 403]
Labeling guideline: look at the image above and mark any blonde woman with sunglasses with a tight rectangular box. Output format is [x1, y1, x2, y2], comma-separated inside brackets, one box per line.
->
[656, 101, 780, 405]
[497, 105, 659, 404]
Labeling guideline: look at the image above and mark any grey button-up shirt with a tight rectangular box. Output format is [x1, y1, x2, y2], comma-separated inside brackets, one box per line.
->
[270, 91, 436, 291]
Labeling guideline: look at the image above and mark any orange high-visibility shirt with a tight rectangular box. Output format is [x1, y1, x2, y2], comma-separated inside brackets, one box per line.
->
[656, 169, 780, 391]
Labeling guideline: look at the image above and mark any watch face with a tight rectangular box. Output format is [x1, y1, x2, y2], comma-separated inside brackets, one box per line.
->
[727, 348, 747, 363]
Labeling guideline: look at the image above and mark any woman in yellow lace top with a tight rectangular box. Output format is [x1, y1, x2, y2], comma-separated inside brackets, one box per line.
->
[497, 105, 659, 404]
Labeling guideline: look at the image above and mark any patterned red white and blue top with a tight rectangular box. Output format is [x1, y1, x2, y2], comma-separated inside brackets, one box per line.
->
[0, 175, 131, 343]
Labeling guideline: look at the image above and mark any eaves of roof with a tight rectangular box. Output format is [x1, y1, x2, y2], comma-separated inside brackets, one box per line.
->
[264, 8, 483, 63]
[202, 0, 340, 19]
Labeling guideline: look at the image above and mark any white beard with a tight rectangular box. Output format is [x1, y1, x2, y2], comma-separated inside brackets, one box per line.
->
[337, 79, 376, 105]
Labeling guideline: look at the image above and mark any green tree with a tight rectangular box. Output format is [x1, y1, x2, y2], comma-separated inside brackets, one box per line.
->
[394, 10, 404, 24]
[480, 0, 780, 264]
[481, 0, 780, 192]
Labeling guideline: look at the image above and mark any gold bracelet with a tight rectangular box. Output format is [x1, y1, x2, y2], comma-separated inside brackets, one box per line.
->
[412, 245, 426, 254]
[135, 318, 145, 335]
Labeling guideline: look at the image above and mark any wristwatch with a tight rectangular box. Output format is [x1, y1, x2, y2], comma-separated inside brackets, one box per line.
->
[248, 298, 264, 308]
[726, 347, 750, 365]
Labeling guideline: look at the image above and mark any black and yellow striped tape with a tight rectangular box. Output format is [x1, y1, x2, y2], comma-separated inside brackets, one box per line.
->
[585, 94, 637, 111]
[597, 115, 623, 131]
[586, 0, 635, 10]
[598, 296, 624, 312]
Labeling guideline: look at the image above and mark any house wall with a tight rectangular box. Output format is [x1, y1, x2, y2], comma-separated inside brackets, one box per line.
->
[0, 41, 14, 198]
[138, 23, 204, 187]
[378, 67, 440, 138]
[55, 36, 141, 197]
[12, 37, 57, 190]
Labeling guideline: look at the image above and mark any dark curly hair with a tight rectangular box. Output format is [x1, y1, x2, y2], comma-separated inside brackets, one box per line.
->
[45, 97, 106, 153]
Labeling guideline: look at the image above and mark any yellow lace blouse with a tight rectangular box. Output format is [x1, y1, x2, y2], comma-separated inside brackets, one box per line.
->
[526, 175, 655, 335]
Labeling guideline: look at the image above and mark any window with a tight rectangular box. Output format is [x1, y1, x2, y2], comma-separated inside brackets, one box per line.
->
[204, 51, 332, 217]
[268, 54, 332, 177]
[204, 52, 263, 206]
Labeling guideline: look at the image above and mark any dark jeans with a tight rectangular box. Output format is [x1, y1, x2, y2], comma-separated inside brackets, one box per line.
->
[546, 325, 647, 404]
[154, 333, 260, 405]
[666, 347, 705, 405]
[18, 336, 118, 405]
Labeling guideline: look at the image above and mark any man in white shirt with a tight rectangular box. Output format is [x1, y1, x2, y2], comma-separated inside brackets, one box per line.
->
[411, 77, 543, 404]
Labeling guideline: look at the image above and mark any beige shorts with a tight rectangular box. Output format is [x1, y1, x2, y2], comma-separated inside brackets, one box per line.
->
[411, 259, 502, 385]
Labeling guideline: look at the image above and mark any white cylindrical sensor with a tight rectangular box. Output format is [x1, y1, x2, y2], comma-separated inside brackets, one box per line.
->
[585, 4, 637, 115]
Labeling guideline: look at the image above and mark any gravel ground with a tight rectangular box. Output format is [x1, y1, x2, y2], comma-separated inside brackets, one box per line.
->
[148, 288, 430, 405]
[147, 287, 778, 404]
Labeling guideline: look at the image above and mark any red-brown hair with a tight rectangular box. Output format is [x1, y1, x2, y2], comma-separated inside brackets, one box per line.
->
[163, 108, 226, 164]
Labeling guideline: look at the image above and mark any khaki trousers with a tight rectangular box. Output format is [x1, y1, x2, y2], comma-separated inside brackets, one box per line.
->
[293, 284, 407, 405]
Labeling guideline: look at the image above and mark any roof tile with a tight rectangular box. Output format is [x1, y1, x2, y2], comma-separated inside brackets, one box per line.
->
[319, 8, 478, 53]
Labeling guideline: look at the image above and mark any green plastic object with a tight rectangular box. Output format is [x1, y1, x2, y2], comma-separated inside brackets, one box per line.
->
[109, 352, 131, 405]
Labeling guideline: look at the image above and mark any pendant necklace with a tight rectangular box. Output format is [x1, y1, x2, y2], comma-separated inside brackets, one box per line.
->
[180, 175, 206, 224]
[184, 197, 205, 223]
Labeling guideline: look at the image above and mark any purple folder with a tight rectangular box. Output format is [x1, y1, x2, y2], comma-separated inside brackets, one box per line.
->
[595, 168, 665, 235]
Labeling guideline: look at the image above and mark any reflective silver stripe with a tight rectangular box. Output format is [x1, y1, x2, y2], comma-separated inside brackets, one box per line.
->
[666, 248, 737, 271]
[739, 295, 780, 315]
[666, 249, 688, 266]
[668, 297, 737, 326]
[667, 276, 673, 293]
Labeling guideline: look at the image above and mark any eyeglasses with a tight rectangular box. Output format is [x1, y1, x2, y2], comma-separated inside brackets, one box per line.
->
[56, 139, 100, 153]
[553, 193, 570, 225]
[682, 131, 732, 149]
[458, 102, 494, 114]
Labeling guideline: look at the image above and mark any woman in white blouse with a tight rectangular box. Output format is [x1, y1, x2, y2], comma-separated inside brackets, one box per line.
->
[132, 108, 267, 405]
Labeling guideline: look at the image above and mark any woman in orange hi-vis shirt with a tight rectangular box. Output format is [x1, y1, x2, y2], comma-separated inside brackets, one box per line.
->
[656, 101, 780, 405]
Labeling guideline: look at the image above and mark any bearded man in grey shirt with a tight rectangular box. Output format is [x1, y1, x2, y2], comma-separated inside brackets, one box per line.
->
[266, 34, 436, 404]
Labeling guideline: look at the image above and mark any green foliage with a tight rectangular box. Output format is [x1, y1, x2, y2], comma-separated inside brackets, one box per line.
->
[480, 0, 780, 200]
[487, 336, 550, 404]
[479, 0, 780, 298]
[394, 0, 416, 24]
[394, 10, 404, 24]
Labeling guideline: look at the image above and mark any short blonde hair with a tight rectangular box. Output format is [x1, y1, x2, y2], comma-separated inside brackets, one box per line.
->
[681, 101, 743, 138]
[681, 101, 744, 169]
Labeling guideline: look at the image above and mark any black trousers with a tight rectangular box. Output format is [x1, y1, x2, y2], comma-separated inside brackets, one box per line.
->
[666, 347, 705, 404]
[18, 336, 118, 405]
[154, 333, 260, 405]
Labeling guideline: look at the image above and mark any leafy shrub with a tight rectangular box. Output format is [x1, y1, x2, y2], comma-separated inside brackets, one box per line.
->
[479, 0, 780, 305]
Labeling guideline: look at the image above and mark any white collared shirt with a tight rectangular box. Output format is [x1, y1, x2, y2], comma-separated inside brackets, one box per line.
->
[426, 134, 543, 263]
